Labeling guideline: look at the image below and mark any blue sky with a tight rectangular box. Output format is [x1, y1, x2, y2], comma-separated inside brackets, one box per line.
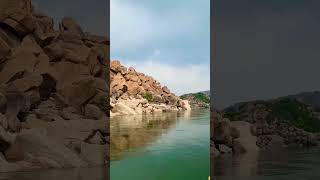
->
[111, 0, 210, 95]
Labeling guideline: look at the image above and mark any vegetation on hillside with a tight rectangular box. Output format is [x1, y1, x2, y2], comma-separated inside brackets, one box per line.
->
[223, 99, 320, 133]
[270, 99, 320, 133]
[181, 92, 210, 103]
[143, 92, 154, 103]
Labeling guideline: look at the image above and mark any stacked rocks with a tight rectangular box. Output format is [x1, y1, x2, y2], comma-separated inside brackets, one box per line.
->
[212, 100, 320, 158]
[110, 60, 191, 116]
[0, 0, 109, 172]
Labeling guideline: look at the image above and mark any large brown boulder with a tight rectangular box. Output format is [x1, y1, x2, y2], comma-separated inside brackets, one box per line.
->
[5, 129, 87, 168]
[59, 17, 84, 36]
[0, 35, 50, 84]
[110, 60, 126, 74]
[61, 77, 97, 109]
[0, 0, 34, 37]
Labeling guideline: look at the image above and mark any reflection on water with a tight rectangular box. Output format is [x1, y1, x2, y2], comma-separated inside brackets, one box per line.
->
[214, 147, 320, 180]
[110, 112, 181, 160]
[0, 167, 107, 180]
[111, 109, 210, 180]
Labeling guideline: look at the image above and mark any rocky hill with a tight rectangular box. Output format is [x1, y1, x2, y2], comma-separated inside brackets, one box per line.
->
[180, 91, 210, 108]
[0, 0, 109, 172]
[110, 60, 191, 116]
[212, 93, 320, 158]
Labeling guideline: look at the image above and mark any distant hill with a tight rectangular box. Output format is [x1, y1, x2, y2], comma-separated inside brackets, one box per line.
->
[180, 91, 210, 108]
[223, 91, 320, 133]
[280, 91, 320, 110]
[200, 90, 210, 96]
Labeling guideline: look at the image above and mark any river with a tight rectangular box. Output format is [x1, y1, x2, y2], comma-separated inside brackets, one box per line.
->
[213, 147, 320, 180]
[110, 109, 210, 180]
[0, 167, 108, 180]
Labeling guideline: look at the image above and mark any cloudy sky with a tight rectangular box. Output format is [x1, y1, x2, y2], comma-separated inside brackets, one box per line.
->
[111, 0, 210, 95]
[32, 0, 109, 36]
[213, 0, 320, 109]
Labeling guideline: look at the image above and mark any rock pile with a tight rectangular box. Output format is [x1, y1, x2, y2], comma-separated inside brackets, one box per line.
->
[212, 99, 320, 158]
[180, 92, 210, 108]
[110, 60, 191, 116]
[0, 0, 109, 172]
[211, 109, 259, 157]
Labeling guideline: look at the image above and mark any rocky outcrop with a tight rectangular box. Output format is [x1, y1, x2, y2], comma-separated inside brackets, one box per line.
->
[181, 91, 210, 108]
[110, 60, 191, 116]
[212, 111, 259, 157]
[212, 96, 320, 158]
[0, 0, 109, 172]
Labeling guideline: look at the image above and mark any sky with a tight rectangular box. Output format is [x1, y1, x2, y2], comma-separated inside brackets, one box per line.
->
[32, 0, 109, 36]
[111, 0, 210, 96]
[212, 0, 320, 109]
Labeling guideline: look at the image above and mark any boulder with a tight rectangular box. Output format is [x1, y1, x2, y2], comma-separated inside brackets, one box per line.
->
[231, 121, 259, 155]
[0, 92, 6, 113]
[83, 33, 109, 45]
[59, 17, 84, 36]
[0, 154, 20, 173]
[79, 142, 106, 166]
[45, 119, 106, 144]
[181, 100, 191, 111]
[218, 144, 232, 154]
[85, 104, 102, 120]
[127, 84, 143, 96]
[2, 88, 25, 132]
[61, 107, 83, 120]
[162, 86, 170, 94]
[62, 42, 91, 64]
[162, 94, 178, 106]
[124, 74, 140, 82]
[213, 118, 232, 146]
[0, 0, 34, 37]
[257, 135, 286, 150]
[110, 73, 127, 94]
[62, 77, 97, 109]
[88, 131, 104, 145]
[8, 73, 43, 92]
[0, 35, 50, 84]
[44, 42, 64, 61]
[0, 113, 8, 129]
[113, 102, 137, 115]
[0, 25, 20, 57]
[0, 125, 13, 152]
[5, 129, 87, 168]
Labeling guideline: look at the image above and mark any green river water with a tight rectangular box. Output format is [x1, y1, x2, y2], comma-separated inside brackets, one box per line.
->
[110, 109, 210, 180]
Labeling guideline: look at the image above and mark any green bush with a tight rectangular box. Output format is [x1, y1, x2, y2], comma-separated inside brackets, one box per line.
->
[143, 92, 154, 102]
[271, 99, 320, 132]
[194, 93, 210, 104]
[181, 92, 210, 104]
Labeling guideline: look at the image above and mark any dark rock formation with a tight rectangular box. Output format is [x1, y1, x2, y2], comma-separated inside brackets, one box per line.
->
[0, 0, 109, 172]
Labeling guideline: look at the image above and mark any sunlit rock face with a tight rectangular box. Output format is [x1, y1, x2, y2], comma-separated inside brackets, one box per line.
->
[110, 60, 191, 116]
